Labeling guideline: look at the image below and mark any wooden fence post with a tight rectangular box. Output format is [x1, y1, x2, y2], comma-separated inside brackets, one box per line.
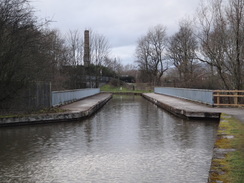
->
[216, 91, 220, 106]
[234, 91, 238, 105]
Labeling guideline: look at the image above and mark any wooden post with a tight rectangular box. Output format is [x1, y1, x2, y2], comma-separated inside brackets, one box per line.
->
[234, 91, 238, 106]
[216, 91, 220, 106]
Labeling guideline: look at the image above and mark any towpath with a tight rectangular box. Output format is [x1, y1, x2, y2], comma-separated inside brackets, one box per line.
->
[0, 93, 112, 126]
[60, 93, 112, 113]
[142, 93, 244, 121]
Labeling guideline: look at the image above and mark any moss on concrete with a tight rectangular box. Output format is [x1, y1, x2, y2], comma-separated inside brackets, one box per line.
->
[209, 113, 244, 183]
[0, 107, 68, 119]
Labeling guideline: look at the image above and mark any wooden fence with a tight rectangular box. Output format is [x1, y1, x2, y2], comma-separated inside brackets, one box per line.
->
[213, 90, 244, 107]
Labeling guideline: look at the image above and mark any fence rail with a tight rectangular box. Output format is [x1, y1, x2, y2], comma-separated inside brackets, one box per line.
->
[213, 90, 244, 107]
[52, 88, 100, 106]
[154, 87, 214, 105]
[154, 87, 244, 107]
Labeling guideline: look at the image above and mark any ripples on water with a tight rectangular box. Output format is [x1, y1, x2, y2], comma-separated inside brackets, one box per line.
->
[0, 95, 218, 183]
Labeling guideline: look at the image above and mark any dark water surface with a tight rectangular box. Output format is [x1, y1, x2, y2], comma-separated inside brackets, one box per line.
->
[0, 95, 218, 183]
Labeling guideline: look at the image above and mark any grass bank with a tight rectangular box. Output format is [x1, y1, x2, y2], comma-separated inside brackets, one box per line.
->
[209, 114, 244, 183]
[100, 84, 151, 93]
[0, 107, 67, 119]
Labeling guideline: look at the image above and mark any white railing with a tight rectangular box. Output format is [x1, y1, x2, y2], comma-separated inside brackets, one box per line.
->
[52, 88, 100, 106]
[154, 87, 214, 105]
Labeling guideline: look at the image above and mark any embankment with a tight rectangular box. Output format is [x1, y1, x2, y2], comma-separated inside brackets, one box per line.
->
[0, 93, 112, 126]
[208, 114, 244, 183]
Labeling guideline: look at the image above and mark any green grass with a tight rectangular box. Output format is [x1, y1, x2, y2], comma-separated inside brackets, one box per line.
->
[210, 114, 244, 183]
[37, 107, 67, 114]
[227, 151, 244, 183]
[0, 107, 67, 119]
[225, 115, 244, 183]
[0, 114, 23, 118]
[100, 84, 151, 93]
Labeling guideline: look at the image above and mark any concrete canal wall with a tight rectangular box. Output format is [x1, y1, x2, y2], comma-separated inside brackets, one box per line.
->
[0, 93, 112, 126]
[208, 114, 244, 182]
[155, 87, 214, 106]
[143, 91, 244, 182]
[142, 93, 220, 119]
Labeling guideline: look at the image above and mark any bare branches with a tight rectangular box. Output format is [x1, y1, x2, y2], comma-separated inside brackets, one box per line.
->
[135, 25, 168, 85]
[167, 20, 198, 86]
[66, 30, 84, 66]
[196, 0, 244, 89]
[91, 32, 110, 66]
[0, 0, 69, 104]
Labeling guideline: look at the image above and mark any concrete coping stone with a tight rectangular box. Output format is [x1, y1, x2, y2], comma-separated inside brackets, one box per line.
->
[0, 93, 112, 127]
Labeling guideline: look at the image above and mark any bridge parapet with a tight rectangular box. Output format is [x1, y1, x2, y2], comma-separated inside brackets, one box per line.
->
[52, 88, 100, 106]
[155, 87, 244, 107]
[154, 87, 214, 106]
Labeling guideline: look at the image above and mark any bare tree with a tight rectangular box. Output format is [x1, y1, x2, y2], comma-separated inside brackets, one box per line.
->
[66, 30, 84, 66]
[88, 31, 110, 87]
[167, 20, 198, 87]
[135, 25, 168, 85]
[90, 32, 110, 66]
[0, 0, 48, 103]
[226, 0, 244, 90]
[40, 29, 69, 90]
[196, 0, 244, 89]
[0, 0, 73, 112]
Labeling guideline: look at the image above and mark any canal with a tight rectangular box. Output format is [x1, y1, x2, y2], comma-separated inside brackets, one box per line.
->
[0, 95, 218, 183]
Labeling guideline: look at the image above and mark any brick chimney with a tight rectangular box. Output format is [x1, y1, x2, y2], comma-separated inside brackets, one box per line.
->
[84, 30, 90, 66]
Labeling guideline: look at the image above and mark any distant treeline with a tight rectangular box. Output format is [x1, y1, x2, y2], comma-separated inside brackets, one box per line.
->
[135, 0, 244, 90]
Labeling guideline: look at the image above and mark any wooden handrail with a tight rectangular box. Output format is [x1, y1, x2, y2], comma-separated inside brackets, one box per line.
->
[214, 90, 244, 93]
[213, 94, 244, 97]
[213, 90, 244, 107]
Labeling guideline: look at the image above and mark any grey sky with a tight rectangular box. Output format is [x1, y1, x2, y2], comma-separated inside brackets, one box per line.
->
[32, 0, 202, 65]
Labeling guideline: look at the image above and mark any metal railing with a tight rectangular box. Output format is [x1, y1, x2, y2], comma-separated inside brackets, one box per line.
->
[52, 88, 100, 106]
[213, 90, 244, 107]
[154, 87, 214, 105]
[155, 87, 244, 107]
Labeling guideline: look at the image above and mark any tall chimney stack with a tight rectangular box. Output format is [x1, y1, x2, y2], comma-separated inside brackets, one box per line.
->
[84, 30, 90, 66]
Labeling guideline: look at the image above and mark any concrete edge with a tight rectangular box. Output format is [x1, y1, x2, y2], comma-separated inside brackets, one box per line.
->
[100, 91, 143, 95]
[207, 114, 242, 182]
[142, 93, 221, 119]
[142, 93, 187, 118]
[0, 94, 112, 127]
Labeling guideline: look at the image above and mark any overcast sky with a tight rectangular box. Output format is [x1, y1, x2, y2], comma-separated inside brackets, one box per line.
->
[32, 0, 202, 65]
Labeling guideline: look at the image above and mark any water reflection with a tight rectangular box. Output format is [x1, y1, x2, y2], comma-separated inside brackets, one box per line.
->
[0, 95, 218, 183]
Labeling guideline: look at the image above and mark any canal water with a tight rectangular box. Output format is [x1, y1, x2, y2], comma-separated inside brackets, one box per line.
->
[0, 95, 218, 183]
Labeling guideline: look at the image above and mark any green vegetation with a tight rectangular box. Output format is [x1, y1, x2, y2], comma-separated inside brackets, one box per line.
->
[0, 107, 68, 119]
[209, 114, 244, 183]
[37, 107, 68, 114]
[0, 114, 22, 119]
[100, 84, 151, 93]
